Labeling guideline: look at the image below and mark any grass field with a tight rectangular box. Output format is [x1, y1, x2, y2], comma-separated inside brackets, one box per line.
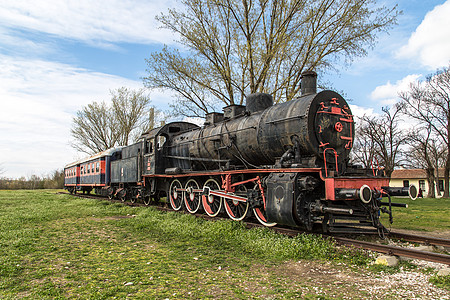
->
[0, 190, 448, 298]
[384, 196, 450, 233]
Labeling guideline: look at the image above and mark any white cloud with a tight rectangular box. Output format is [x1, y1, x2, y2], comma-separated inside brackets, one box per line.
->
[349, 104, 377, 120]
[370, 74, 422, 105]
[0, 55, 172, 178]
[0, 0, 178, 45]
[397, 0, 450, 69]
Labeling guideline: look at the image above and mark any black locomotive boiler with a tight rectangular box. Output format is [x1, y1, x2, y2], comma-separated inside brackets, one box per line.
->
[65, 72, 416, 234]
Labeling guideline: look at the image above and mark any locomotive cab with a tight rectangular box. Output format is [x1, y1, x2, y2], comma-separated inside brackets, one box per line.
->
[141, 122, 200, 175]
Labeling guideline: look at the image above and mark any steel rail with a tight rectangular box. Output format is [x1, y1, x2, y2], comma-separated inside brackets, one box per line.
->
[333, 237, 450, 265]
[388, 231, 450, 248]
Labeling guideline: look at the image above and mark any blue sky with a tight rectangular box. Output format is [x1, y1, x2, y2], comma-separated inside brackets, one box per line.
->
[0, 0, 449, 178]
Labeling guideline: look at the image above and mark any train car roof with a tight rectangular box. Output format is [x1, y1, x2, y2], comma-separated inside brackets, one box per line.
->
[64, 146, 124, 168]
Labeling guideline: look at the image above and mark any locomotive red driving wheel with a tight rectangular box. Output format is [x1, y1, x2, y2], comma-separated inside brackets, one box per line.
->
[184, 179, 202, 213]
[252, 184, 276, 227]
[169, 179, 184, 211]
[224, 185, 249, 221]
[202, 178, 222, 217]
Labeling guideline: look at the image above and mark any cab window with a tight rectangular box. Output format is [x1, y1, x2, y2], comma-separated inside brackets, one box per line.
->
[146, 139, 154, 154]
[157, 135, 166, 150]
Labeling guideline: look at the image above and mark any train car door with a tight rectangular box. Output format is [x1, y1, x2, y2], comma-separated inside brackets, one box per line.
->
[143, 138, 156, 175]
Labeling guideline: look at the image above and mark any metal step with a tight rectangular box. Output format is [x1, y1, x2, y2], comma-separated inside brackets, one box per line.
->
[329, 222, 374, 227]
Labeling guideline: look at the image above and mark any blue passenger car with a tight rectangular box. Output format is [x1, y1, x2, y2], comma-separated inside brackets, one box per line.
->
[64, 147, 122, 194]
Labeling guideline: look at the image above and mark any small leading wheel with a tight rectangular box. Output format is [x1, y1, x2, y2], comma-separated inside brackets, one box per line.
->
[130, 191, 138, 204]
[143, 196, 151, 206]
[120, 192, 127, 202]
[224, 185, 249, 221]
[202, 178, 222, 217]
[252, 184, 276, 227]
[184, 179, 202, 213]
[168, 179, 183, 211]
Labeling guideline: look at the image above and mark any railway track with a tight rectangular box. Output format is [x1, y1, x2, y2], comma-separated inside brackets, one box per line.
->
[388, 231, 450, 248]
[62, 192, 450, 266]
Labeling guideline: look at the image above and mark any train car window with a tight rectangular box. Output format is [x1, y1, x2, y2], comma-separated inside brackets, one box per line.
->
[81, 166, 84, 175]
[88, 164, 90, 174]
[96, 162, 100, 173]
[403, 180, 409, 187]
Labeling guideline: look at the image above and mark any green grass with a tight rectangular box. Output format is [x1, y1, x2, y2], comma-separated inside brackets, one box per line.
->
[430, 274, 450, 291]
[0, 190, 448, 298]
[382, 196, 450, 232]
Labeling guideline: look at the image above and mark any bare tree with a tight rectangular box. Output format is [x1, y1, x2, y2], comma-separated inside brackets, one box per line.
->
[71, 87, 158, 154]
[111, 87, 153, 145]
[406, 126, 436, 198]
[351, 122, 376, 170]
[355, 105, 408, 177]
[399, 65, 450, 197]
[429, 141, 447, 195]
[71, 101, 117, 154]
[145, 0, 399, 117]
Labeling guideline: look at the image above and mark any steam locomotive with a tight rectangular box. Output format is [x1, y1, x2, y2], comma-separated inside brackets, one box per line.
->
[64, 72, 416, 234]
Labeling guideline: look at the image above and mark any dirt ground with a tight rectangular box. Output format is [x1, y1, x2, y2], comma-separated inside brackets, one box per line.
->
[269, 259, 449, 299]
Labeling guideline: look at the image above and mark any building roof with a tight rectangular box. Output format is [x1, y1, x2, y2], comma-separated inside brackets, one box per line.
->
[391, 168, 445, 179]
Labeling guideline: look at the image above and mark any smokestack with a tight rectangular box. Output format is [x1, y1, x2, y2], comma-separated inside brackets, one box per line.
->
[300, 71, 317, 95]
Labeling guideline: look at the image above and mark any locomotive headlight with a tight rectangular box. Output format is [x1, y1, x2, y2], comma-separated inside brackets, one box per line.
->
[359, 185, 372, 204]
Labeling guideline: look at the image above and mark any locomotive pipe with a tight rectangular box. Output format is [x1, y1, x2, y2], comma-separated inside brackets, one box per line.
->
[380, 202, 408, 208]
[382, 185, 418, 200]
[310, 203, 354, 215]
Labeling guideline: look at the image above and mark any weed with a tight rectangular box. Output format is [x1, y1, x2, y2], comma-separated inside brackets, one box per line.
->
[429, 274, 450, 291]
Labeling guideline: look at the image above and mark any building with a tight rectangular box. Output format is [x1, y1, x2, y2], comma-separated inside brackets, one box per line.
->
[389, 168, 445, 197]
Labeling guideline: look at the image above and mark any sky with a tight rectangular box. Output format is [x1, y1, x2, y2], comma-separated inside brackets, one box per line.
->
[0, 0, 449, 179]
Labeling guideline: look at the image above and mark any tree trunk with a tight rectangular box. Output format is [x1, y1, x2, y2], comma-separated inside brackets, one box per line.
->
[426, 167, 436, 198]
[444, 160, 450, 198]
[436, 158, 440, 196]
